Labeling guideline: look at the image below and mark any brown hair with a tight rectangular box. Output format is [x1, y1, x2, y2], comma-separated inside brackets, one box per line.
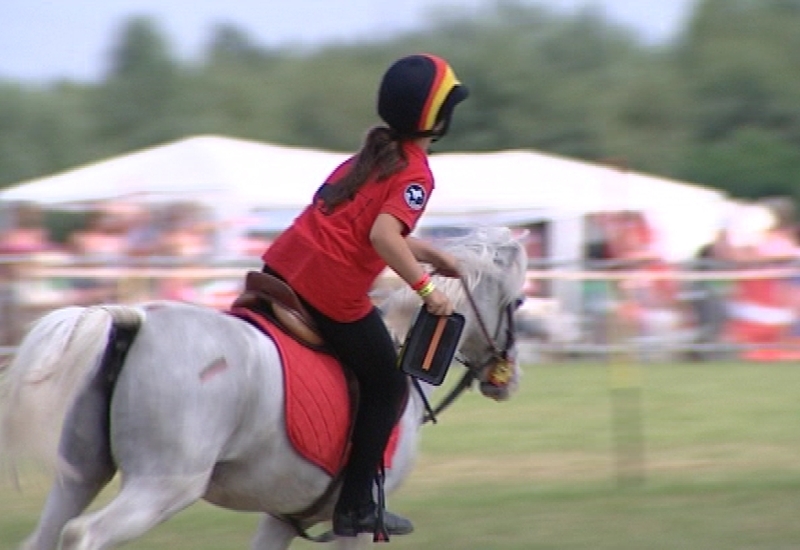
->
[316, 126, 408, 212]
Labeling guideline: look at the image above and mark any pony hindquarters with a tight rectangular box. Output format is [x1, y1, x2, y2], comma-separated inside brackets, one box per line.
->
[0, 305, 143, 473]
[47, 302, 314, 550]
[0, 305, 145, 550]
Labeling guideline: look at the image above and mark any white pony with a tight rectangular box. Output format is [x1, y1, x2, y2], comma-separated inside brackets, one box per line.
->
[0, 227, 527, 550]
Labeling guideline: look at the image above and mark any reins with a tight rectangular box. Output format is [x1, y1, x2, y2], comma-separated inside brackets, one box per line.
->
[419, 368, 474, 424]
[460, 274, 514, 361]
[419, 276, 515, 424]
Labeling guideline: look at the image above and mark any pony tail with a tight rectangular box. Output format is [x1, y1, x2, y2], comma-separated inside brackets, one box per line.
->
[318, 126, 408, 212]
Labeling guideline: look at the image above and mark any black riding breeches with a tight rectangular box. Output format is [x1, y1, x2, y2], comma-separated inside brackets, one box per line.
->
[261, 265, 407, 508]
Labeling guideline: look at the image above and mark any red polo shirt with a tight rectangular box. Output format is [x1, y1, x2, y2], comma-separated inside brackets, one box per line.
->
[263, 141, 433, 321]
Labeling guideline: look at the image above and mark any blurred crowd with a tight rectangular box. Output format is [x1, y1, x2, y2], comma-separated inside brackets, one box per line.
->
[570, 197, 800, 362]
[0, 200, 253, 345]
[0, 199, 220, 259]
[2, 197, 800, 362]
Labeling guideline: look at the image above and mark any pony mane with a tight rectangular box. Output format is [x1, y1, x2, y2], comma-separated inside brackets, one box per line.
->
[380, 226, 528, 340]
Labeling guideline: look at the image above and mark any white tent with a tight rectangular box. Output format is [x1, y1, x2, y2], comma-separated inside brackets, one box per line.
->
[425, 149, 730, 262]
[0, 135, 345, 209]
[0, 134, 730, 260]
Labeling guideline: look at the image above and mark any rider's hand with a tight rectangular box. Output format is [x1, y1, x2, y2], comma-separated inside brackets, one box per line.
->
[423, 287, 454, 316]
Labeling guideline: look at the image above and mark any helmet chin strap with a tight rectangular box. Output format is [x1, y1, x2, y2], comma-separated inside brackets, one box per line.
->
[429, 119, 449, 143]
[394, 117, 448, 142]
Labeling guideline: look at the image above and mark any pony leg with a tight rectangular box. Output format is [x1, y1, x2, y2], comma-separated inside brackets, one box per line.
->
[250, 514, 296, 550]
[18, 474, 112, 550]
[58, 473, 209, 550]
[249, 515, 370, 550]
[20, 363, 119, 550]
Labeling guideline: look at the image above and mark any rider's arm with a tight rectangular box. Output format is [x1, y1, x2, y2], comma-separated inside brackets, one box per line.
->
[370, 213, 428, 286]
[371, 213, 455, 316]
[406, 236, 460, 277]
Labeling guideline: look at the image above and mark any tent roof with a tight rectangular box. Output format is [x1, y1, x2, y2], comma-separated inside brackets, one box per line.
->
[0, 134, 729, 259]
[427, 149, 726, 215]
[0, 134, 726, 214]
[0, 135, 346, 208]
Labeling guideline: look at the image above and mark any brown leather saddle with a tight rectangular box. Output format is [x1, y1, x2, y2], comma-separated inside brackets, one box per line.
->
[231, 271, 325, 349]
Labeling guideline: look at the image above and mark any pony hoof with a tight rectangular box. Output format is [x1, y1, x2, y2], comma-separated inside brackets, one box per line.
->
[60, 522, 92, 550]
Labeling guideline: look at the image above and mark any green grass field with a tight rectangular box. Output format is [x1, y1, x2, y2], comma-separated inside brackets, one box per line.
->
[3, 362, 800, 549]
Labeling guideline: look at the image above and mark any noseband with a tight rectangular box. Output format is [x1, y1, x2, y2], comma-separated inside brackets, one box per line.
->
[459, 276, 517, 371]
[421, 277, 517, 424]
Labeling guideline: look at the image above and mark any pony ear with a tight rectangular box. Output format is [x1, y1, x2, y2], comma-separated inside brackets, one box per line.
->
[491, 240, 529, 298]
[510, 227, 530, 243]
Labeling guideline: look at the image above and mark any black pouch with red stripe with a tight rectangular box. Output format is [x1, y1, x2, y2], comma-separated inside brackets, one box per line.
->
[398, 307, 465, 386]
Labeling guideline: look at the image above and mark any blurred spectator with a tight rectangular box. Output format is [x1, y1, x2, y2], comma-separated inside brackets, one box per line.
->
[603, 211, 689, 360]
[236, 230, 274, 258]
[68, 204, 131, 262]
[0, 202, 56, 254]
[159, 202, 214, 259]
[66, 204, 131, 303]
[125, 203, 161, 260]
[684, 239, 728, 360]
[721, 199, 800, 360]
[521, 224, 548, 297]
[156, 202, 215, 303]
[582, 213, 617, 350]
[0, 202, 62, 345]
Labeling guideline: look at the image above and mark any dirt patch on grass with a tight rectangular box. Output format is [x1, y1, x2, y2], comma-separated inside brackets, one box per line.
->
[407, 452, 613, 491]
[405, 445, 800, 493]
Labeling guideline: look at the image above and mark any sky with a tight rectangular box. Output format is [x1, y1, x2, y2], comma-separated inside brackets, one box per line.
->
[0, 0, 697, 83]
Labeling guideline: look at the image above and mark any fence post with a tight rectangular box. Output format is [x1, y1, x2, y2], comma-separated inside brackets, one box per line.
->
[608, 281, 646, 487]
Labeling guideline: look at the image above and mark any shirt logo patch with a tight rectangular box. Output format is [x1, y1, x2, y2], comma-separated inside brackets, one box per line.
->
[404, 184, 426, 210]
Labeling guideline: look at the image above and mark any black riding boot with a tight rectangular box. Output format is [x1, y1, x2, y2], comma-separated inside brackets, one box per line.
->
[332, 501, 414, 539]
[333, 468, 413, 540]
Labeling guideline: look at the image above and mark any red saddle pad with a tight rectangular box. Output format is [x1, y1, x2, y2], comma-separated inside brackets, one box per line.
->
[230, 307, 401, 477]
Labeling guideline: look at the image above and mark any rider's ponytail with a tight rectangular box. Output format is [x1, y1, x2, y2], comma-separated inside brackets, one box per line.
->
[315, 126, 408, 213]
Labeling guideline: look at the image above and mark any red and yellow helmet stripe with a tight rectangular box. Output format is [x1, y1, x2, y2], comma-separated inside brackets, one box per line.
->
[418, 54, 462, 133]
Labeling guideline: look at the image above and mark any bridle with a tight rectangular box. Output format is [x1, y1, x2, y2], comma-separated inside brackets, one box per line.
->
[420, 277, 518, 424]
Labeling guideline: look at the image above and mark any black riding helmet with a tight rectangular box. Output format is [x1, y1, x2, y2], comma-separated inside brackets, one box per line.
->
[377, 54, 469, 140]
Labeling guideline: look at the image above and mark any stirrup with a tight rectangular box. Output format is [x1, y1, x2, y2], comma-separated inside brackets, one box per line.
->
[374, 463, 390, 542]
[331, 504, 413, 539]
[332, 463, 414, 541]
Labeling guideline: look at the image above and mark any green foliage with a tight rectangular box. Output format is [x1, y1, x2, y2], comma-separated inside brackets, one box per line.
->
[677, 0, 800, 194]
[89, 17, 189, 152]
[683, 128, 800, 199]
[0, 83, 96, 185]
[2, 1, 800, 200]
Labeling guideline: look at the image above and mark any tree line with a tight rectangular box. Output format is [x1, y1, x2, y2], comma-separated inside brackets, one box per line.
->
[1, 0, 800, 202]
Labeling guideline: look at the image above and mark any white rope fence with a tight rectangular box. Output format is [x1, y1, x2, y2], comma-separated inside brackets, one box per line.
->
[1, 260, 799, 362]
